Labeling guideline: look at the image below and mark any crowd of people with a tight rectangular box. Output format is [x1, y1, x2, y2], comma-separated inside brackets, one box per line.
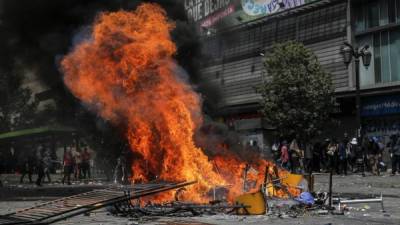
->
[271, 133, 400, 176]
[19, 145, 53, 186]
[0, 145, 93, 186]
[61, 146, 92, 185]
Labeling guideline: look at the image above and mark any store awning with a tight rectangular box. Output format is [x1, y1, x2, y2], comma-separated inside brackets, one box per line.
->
[0, 126, 77, 142]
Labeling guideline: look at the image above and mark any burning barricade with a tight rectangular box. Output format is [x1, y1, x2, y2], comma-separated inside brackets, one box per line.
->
[59, 1, 318, 220]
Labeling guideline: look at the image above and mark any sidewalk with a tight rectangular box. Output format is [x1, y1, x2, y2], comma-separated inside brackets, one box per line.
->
[0, 173, 110, 201]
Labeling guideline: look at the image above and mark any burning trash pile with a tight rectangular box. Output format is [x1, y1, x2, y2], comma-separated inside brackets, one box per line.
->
[61, 2, 301, 204]
[59, 2, 318, 218]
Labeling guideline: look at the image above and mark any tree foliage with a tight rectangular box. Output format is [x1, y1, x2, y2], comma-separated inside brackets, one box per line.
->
[258, 41, 335, 142]
[0, 71, 38, 132]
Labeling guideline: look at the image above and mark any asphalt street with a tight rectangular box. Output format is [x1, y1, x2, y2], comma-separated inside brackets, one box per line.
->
[0, 173, 399, 225]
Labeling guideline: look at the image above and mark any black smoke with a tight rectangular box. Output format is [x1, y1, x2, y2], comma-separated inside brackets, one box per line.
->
[0, 0, 204, 163]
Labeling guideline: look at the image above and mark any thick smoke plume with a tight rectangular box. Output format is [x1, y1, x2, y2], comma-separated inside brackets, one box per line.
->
[0, 0, 202, 160]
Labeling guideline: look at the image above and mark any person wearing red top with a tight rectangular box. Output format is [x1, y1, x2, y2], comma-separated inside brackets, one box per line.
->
[62, 148, 73, 185]
[280, 140, 289, 170]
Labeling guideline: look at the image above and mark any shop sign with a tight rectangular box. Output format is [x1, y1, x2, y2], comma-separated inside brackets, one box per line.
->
[200, 4, 236, 27]
[361, 95, 400, 117]
[184, 0, 235, 22]
[241, 0, 308, 16]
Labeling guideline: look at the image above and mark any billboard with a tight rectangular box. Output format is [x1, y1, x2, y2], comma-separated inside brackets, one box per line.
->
[361, 95, 400, 117]
[241, 0, 313, 16]
[184, 0, 237, 22]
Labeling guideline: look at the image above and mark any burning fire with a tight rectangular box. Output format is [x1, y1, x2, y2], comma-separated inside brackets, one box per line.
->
[61, 3, 298, 202]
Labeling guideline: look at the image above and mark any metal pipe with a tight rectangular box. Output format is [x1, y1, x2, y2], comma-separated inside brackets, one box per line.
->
[338, 194, 384, 212]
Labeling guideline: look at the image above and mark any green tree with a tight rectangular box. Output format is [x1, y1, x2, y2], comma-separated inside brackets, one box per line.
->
[258, 41, 335, 142]
[0, 71, 38, 132]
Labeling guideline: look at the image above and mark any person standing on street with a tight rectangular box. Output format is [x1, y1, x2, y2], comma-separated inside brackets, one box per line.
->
[289, 138, 302, 174]
[338, 139, 348, 176]
[81, 147, 91, 179]
[42, 149, 52, 183]
[35, 146, 45, 186]
[280, 140, 289, 170]
[368, 137, 380, 175]
[62, 148, 73, 185]
[391, 134, 400, 175]
[72, 148, 82, 180]
[304, 143, 313, 174]
[326, 139, 338, 174]
[19, 150, 34, 184]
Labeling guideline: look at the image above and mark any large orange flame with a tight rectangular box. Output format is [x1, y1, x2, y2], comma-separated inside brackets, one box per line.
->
[61, 3, 298, 202]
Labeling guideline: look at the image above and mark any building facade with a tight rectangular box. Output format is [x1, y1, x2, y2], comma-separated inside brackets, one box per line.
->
[191, 0, 400, 152]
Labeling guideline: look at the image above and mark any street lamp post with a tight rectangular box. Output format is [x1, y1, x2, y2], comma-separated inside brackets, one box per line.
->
[341, 42, 372, 138]
[326, 42, 372, 209]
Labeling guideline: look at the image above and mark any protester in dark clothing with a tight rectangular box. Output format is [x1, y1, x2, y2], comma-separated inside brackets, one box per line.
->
[19, 150, 35, 184]
[81, 148, 91, 179]
[312, 142, 322, 172]
[114, 156, 127, 184]
[271, 141, 281, 164]
[62, 148, 73, 185]
[320, 139, 330, 172]
[35, 147, 45, 186]
[338, 140, 348, 176]
[368, 137, 380, 175]
[391, 135, 400, 175]
[289, 139, 302, 174]
[348, 138, 357, 171]
[42, 150, 52, 183]
[326, 139, 338, 174]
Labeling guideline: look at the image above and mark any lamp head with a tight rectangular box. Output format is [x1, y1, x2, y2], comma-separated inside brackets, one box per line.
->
[362, 46, 372, 67]
[341, 45, 353, 66]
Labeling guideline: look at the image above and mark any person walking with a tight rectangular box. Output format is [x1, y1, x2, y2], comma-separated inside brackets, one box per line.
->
[326, 139, 338, 174]
[19, 150, 34, 184]
[62, 148, 73, 185]
[348, 138, 357, 171]
[289, 139, 302, 174]
[338, 139, 348, 176]
[368, 137, 380, 175]
[320, 139, 330, 172]
[304, 143, 313, 174]
[35, 147, 45, 186]
[280, 140, 289, 170]
[42, 149, 52, 183]
[390, 135, 400, 175]
[72, 148, 82, 180]
[81, 147, 91, 179]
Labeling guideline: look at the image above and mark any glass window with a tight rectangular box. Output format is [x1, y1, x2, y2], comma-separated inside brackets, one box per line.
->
[373, 33, 381, 83]
[355, 5, 365, 32]
[389, 0, 396, 23]
[380, 31, 391, 82]
[380, 0, 389, 26]
[368, 2, 380, 28]
[390, 30, 400, 81]
[397, 0, 400, 21]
